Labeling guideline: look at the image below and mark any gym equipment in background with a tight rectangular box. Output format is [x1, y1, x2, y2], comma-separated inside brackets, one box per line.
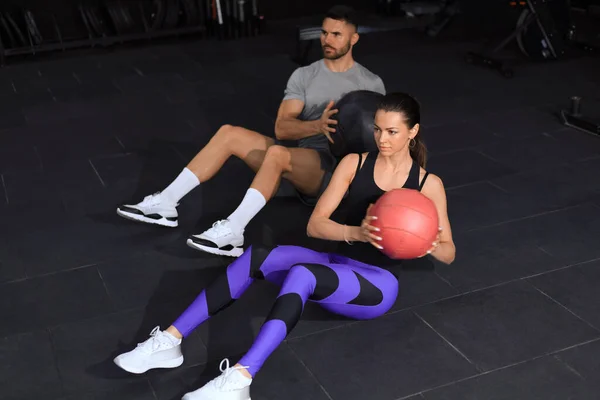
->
[0, 0, 265, 66]
[465, 0, 598, 77]
[293, 0, 460, 66]
[560, 96, 600, 137]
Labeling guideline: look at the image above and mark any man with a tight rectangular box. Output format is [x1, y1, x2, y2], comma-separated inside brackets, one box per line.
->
[116, 5, 386, 257]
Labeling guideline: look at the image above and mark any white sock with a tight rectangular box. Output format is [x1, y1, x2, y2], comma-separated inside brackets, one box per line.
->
[163, 331, 182, 345]
[227, 188, 266, 232]
[161, 168, 200, 205]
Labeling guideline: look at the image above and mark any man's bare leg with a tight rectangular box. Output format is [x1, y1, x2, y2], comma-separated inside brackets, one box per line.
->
[187, 145, 327, 256]
[249, 146, 325, 200]
[186, 124, 275, 180]
[160, 125, 274, 204]
[116, 125, 274, 228]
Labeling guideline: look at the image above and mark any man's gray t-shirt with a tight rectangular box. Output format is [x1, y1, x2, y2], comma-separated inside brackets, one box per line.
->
[283, 59, 386, 151]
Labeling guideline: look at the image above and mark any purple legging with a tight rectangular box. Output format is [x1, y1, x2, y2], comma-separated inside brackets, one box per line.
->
[172, 245, 398, 376]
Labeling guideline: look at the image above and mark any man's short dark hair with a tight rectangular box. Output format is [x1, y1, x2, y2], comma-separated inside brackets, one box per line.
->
[324, 5, 359, 31]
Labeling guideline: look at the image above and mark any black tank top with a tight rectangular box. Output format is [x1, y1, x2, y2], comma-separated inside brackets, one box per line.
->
[335, 151, 429, 267]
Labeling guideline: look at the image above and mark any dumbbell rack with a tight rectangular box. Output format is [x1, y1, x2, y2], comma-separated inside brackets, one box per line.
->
[0, 0, 265, 66]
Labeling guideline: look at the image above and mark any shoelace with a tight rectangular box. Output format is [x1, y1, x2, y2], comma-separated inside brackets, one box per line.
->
[213, 359, 250, 391]
[206, 220, 231, 237]
[141, 192, 162, 207]
[136, 326, 171, 354]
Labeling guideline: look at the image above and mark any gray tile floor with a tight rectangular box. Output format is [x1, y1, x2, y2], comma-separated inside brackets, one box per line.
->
[0, 27, 599, 400]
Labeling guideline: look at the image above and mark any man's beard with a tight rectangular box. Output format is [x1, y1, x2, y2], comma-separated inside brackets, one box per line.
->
[323, 42, 351, 60]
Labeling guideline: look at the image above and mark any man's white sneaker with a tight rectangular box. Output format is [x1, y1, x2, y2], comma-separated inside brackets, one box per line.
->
[113, 326, 184, 374]
[187, 220, 244, 257]
[117, 192, 178, 227]
[181, 359, 252, 400]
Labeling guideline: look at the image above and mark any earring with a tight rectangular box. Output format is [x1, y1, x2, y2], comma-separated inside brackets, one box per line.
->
[409, 138, 416, 148]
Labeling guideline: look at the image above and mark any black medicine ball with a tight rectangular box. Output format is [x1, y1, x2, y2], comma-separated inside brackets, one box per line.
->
[328, 90, 384, 158]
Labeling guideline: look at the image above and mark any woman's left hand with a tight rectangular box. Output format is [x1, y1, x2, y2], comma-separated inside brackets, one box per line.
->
[419, 227, 442, 257]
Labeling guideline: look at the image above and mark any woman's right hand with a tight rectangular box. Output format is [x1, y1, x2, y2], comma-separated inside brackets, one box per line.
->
[360, 204, 383, 250]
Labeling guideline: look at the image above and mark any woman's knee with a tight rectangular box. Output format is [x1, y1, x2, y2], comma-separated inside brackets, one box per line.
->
[379, 271, 399, 310]
[287, 263, 338, 301]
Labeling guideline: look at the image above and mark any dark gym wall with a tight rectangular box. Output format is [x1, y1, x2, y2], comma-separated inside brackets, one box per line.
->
[259, 0, 373, 20]
[1, 0, 374, 19]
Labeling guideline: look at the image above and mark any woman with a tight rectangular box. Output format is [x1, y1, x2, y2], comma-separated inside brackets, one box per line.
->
[113, 93, 456, 400]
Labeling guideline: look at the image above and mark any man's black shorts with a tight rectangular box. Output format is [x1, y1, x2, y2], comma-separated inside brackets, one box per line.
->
[274, 139, 338, 207]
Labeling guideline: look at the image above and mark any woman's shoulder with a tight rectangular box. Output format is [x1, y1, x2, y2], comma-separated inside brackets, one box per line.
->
[339, 152, 369, 169]
[419, 168, 445, 193]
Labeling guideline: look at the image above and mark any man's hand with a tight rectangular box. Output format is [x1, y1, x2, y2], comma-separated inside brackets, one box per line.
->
[318, 100, 338, 143]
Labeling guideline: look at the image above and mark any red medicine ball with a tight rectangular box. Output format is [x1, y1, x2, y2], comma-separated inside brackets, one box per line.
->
[369, 188, 439, 259]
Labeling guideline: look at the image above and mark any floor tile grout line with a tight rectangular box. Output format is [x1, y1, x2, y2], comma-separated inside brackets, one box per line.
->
[537, 246, 555, 257]
[576, 153, 600, 162]
[413, 311, 479, 370]
[445, 179, 490, 192]
[423, 102, 551, 130]
[472, 148, 504, 165]
[1, 174, 9, 205]
[394, 336, 600, 400]
[286, 321, 360, 342]
[442, 159, 577, 193]
[552, 354, 584, 379]
[433, 271, 457, 291]
[185, 119, 196, 130]
[443, 157, 588, 194]
[33, 146, 44, 171]
[284, 343, 334, 400]
[170, 143, 188, 163]
[528, 282, 600, 333]
[0, 251, 151, 286]
[96, 267, 118, 312]
[33, 304, 147, 339]
[398, 393, 425, 400]
[112, 79, 123, 92]
[88, 158, 106, 188]
[114, 135, 126, 150]
[519, 256, 600, 281]
[464, 202, 587, 233]
[145, 377, 160, 400]
[47, 87, 57, 102]
[46, 326, 68, 398]
[486, 180, 510, 194]
[94, 152, 135, 161]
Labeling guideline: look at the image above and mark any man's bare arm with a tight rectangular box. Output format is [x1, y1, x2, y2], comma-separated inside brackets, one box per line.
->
[274, 99, 336, 141]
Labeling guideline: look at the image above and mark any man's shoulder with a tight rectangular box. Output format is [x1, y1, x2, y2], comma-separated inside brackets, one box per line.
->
[353, 62, 383, 82]
[291, 59, 323, 78]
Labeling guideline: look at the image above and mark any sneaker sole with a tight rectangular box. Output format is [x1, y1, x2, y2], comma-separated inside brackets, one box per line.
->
[186, 239, 244, 257]
[117, 209, 178, 228]
[114, 355, 184, 374]
[182, 393, 250, 400]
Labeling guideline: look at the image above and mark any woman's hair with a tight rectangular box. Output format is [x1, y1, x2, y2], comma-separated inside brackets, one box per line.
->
[377, 92, 427, 168]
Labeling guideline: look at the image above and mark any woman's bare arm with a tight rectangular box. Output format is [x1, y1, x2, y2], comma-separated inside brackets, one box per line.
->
[307, 153, 364, 242]
[421, 174, 456, 264]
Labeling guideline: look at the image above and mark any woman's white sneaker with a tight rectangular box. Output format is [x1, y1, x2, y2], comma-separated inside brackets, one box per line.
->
[181, 359, 252, 400]
[113, 326, 184, 374]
